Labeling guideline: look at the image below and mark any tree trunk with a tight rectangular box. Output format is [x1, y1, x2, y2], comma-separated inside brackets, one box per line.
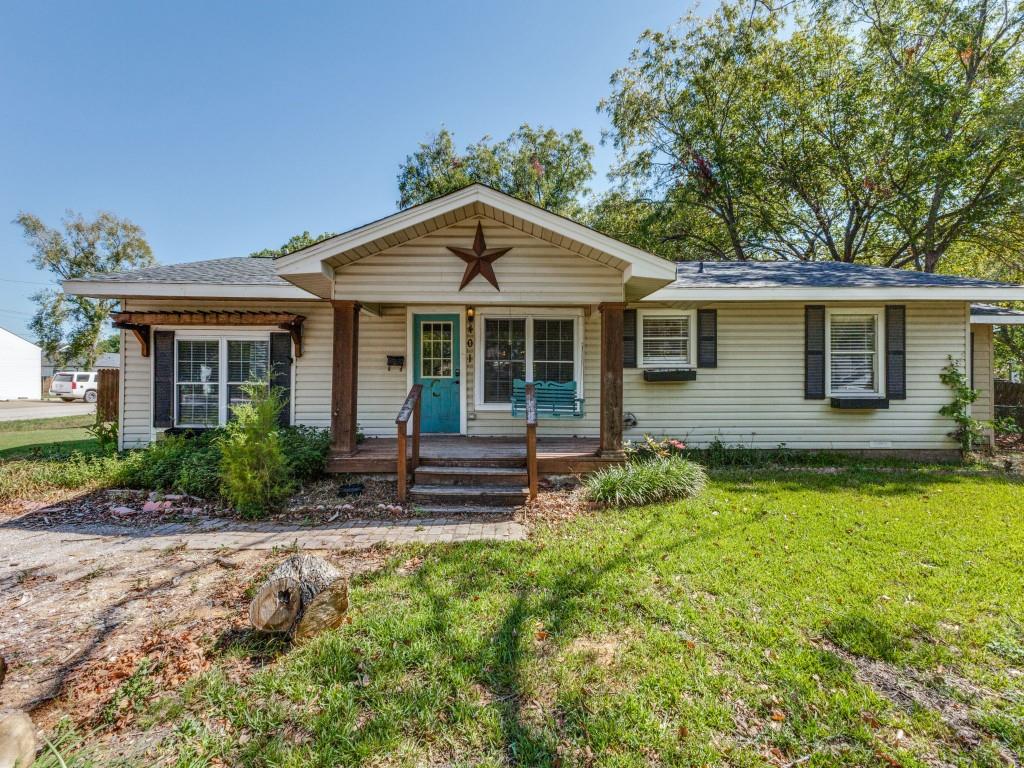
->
[248, 554, 348, 639]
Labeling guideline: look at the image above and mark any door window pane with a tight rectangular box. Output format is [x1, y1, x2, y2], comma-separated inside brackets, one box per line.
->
[420, 321, 453, 378]
[176, 340, 219, 426]
[532, 319, 575, 383]
[483, 318, 526, 403]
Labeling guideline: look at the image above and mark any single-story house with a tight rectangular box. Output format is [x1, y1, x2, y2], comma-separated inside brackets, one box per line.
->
[64, 185, 1024, 501]
[0, 328, 42, 400]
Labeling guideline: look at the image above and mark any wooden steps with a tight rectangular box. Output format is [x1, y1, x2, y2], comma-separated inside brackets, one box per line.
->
[413, 465, 528, 486]
[407, 483, 528, 506]
[409, 460, 528, 506]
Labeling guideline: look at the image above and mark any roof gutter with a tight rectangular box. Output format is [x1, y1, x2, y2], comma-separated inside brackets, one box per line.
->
[644, 286, 1024, 302]
[63, 280, 321, 301]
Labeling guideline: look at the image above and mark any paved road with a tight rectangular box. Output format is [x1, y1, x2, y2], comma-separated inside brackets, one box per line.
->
[0, 400, 95, 421]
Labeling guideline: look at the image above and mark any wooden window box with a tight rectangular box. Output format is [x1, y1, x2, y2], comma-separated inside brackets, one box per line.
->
[830, 397, 889, 409]
[643, 368, 697, 383]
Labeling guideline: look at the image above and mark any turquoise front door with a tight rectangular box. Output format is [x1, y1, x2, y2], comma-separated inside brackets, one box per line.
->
[413, 314, 460, 433]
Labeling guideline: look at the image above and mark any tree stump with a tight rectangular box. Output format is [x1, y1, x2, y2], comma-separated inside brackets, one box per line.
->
[0, 710, 36, 768]
[248, 554, 348, 639]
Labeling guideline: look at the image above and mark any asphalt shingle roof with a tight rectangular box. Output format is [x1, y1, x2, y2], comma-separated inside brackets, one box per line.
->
[83, 257, 288, 285]
[971, 303, 1024, 318]
[670, 260, 1015, 289]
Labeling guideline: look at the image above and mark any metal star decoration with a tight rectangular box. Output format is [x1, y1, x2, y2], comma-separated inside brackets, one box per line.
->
[447, 222, 510, 291]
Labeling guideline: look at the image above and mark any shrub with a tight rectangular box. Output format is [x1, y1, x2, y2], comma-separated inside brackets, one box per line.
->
[585, 455, 707, 507]
[174, 442, 222, 497]
[623, 434, 688, 461]
[85, 421, 118, 454]
[217, 385, 294, 518]
[116, 431, 223, 495]
[279, 425, 331, 483]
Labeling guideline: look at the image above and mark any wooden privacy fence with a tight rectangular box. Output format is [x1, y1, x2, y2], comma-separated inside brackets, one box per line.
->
[995, 379, 1024, 427]
[96, 368, 119, 422]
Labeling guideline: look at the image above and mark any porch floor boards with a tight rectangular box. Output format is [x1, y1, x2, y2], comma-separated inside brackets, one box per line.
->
[327, 435, 621, 475]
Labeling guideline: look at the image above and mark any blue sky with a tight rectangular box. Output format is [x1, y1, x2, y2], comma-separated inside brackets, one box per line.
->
[0, 1, 687, 341]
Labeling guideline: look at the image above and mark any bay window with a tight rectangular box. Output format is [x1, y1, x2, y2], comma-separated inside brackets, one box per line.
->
[826, 309, 884, 397]
[477, 313, 580, 408]
[175, 334, 270, 427]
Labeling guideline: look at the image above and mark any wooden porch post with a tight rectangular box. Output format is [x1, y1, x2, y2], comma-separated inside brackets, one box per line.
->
[598, 302, 626, 457]
[331, 300, 361, 456]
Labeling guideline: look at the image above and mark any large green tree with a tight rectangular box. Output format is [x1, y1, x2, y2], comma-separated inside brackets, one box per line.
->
[397, 124, 595, 216]
[249, 230, 338, 259]
[601, 0, 1024, 271]
[15, 210, 154, 369]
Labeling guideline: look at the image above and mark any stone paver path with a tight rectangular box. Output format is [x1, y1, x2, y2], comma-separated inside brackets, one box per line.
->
[1, 515, 528, 570]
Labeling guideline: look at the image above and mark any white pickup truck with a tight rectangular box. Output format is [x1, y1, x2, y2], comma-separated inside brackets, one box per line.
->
[48, 371, 98, 403]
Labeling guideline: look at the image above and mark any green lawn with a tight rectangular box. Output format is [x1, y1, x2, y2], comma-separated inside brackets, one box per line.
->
[51, 469, 1024, 766]
[0, 415, 96, 459]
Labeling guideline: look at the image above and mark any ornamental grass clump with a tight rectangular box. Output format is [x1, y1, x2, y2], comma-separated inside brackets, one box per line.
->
[584, 455, 707, 507]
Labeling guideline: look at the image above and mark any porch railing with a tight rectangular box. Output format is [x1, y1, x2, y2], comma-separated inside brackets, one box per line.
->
[396, 384, 423, 502]
[525, 382, 538, 501]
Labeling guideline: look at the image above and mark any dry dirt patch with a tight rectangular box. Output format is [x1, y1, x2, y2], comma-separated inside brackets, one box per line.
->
[1, 535, 387, 738]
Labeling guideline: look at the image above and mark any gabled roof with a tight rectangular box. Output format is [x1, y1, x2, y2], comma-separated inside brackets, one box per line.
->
[971, 303, 1024, 324]
[275, 184, 678, 300]
[645, 260, 1024, 301]
[64, 257, 319, 300]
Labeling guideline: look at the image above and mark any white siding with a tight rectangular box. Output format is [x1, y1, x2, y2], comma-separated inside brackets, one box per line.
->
[356, 306, 408, 435]
[972, 323, 995, 446]
[623, 301, 967, 450]
[333, 218, 623, 305]
[117, 297, 973, 452]
[120, 328, 152, 448]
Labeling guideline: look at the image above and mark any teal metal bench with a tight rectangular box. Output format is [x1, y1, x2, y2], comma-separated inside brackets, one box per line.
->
[511, 379, 584, 419]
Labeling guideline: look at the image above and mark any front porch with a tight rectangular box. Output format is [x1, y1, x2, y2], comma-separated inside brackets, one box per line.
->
[327, 435, 621, 475]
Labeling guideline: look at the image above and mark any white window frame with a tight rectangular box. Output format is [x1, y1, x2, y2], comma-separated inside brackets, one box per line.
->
[173, 330, 272, 427]
[637, 308, 697, 369]
[825, 307, 886, 398]
[474, 307, 584, 412]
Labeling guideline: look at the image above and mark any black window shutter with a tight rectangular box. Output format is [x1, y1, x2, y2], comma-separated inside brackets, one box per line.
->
[623, 308, 637, 368]
[697, 309, 717, 368]
[805, 306, 826, 399]
[270, 332, 293, 427]
[885, 305, 907, 400]
[153, 330, 175, 428]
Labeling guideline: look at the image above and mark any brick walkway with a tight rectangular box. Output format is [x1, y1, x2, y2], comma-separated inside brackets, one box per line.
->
[0, 515, 528, 570]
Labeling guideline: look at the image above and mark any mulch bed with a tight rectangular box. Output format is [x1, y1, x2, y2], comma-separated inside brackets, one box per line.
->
[2, 476, 537, 531]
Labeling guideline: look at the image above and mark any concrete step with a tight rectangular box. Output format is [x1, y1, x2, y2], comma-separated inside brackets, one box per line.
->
[407, 484, 528, 506]
[414, 465, 529, 486]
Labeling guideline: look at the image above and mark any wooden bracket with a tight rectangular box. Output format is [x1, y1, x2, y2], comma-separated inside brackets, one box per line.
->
[277, 317, 305, 358]
[114, 322, 151, 357]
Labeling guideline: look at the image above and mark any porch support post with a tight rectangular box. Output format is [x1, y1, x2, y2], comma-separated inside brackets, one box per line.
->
[331, 300, 361, 456]
[598, 302, 626, 458]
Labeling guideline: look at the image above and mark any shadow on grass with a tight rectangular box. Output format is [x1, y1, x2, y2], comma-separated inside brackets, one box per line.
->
[212, 626, 291, 666]
[0, 437, 99, 460]
[710, 465, 1022, 498]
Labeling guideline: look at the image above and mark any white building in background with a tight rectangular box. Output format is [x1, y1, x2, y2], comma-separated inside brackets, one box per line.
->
[0, 328, 42, 400]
